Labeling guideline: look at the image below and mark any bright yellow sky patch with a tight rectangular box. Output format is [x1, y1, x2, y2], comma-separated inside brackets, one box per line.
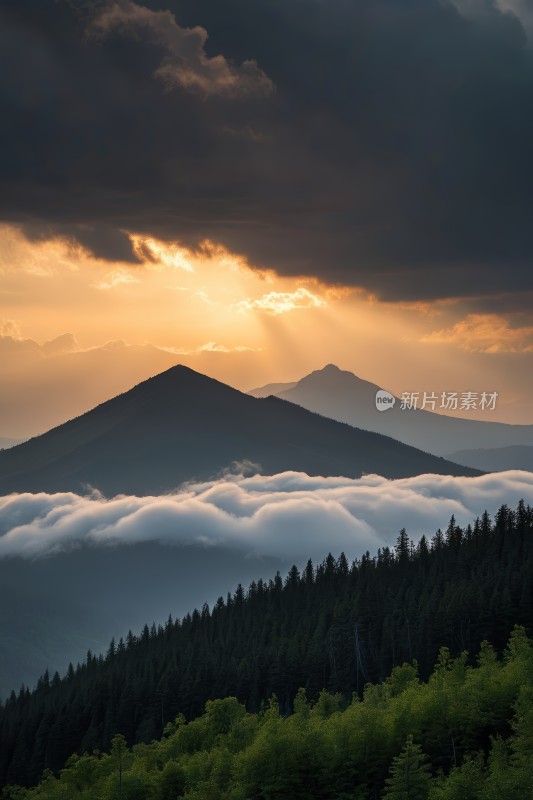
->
[1, 224, 532, 427]
[422, 314, 533, 354]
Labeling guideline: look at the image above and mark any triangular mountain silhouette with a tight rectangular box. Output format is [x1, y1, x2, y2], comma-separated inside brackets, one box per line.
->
[0, 365, 480, 496]
[250, 364, 533, 456]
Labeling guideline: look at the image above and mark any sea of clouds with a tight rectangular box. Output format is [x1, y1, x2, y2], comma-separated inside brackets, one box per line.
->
[0, 470, 532, 564]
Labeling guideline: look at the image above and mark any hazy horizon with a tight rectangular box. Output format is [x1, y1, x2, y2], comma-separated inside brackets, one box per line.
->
[1, 349, 532, 441]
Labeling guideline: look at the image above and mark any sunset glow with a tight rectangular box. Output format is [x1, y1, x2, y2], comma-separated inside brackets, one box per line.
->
[1, 2, 533, 788]
[0, 222, 531, 439]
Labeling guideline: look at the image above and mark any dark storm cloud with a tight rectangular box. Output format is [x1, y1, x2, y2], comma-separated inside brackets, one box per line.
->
[1, 0, 533, 301]
[459, 290, 533, 315]
[89, 1, 274, 98]
[21, 222, 142, 262]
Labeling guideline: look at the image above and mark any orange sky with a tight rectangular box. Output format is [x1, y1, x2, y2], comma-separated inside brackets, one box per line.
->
[1, 223, 532, 437]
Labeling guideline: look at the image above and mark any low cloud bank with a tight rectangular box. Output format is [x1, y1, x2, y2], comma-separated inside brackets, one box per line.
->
[0, 471, 531, 563]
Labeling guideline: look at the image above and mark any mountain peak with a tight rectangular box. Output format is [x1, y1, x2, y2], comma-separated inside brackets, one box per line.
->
[0, 364, 479, 496]
[299, 363, 376, 389]
[249, 364, 374, 401]
[122, 362, 249, 409]
[308, 364, 351, 380]
[138, 362, 237, 392]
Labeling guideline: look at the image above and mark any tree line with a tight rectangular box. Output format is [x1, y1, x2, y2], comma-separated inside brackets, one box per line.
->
[2, 628, 533, 799]
[0, 500, 532, 788]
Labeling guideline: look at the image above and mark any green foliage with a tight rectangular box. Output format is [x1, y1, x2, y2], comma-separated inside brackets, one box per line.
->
[383, 735, 431, 800]
[429, 754, 484, 800]
[3, 630, 532, 800]
[1, 787, 29, 800]
[158, 761, 186, 800]
[386, 663, 420, 698]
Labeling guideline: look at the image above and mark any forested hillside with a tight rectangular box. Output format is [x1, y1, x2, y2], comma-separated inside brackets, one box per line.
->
[2, 629, 533, 799]
[0, 500, 532, 788]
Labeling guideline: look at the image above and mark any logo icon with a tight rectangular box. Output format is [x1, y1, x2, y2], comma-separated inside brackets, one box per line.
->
[375, 389, 396, 412]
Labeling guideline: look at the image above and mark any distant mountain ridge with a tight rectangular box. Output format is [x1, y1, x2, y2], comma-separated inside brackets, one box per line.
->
[249, 364, 533, 457]
[0, 543, 286, 700]
[0, 437, 25, 451]
[448, 445, 533, 473]
[0, 365, 479, 496]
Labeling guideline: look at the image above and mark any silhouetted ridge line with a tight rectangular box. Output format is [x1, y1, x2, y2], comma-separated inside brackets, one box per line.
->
[0, 366, 479, 495]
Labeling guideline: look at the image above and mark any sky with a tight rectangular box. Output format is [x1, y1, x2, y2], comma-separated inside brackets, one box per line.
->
[1, 0, 533, 437]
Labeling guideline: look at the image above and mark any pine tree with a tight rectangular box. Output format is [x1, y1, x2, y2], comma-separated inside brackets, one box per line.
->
[395, 529, 410, 563]
[111, 733, 127, 800]
[382, 735, 431, 800]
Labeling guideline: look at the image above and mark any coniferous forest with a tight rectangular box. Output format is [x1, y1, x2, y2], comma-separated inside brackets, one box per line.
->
[1, 500, 532, 796]
[2, 627, 533, 799]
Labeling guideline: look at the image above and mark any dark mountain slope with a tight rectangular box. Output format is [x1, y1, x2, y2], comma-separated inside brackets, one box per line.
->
[0, 366, 479, 496]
